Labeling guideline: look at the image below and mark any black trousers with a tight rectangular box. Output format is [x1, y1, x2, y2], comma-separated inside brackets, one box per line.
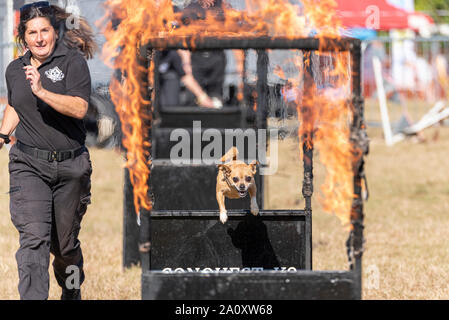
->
[160, 70, 182, 107]
[8, 144, 92, 300]
[191, 50, 226, 99]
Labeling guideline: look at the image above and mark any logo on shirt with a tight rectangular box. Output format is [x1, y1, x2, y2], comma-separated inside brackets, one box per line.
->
[45, 66, 65, 83]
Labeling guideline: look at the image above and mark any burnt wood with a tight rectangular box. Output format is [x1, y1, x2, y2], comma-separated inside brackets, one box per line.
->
[123, 168, 140, 267]
[144, 36, 359, 51]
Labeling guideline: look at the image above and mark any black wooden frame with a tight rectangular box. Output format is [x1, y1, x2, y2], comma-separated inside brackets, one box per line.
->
[124, 36, 367, 299]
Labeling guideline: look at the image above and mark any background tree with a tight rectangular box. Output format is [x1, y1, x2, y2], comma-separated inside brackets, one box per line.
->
[415, 0, 449, 24]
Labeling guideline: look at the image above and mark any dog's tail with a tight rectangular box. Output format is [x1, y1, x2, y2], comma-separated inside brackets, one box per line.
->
[220, 146, 238, 162]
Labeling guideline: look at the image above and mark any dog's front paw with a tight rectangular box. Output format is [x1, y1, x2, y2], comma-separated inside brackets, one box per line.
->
[220, 210, 228, 224]
[250, 198, 259, 216]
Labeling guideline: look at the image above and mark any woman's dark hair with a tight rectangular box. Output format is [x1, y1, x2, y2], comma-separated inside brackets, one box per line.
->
[17, 4, 97, 59]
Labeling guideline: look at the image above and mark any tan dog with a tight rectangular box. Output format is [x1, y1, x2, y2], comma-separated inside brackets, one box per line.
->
[216, 147, 259, 224]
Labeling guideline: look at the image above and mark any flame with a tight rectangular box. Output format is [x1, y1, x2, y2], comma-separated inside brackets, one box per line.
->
[100, 0, 357, 226]
[296, 51, 354, 228]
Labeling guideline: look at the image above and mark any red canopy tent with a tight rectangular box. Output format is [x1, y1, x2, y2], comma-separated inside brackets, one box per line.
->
[335, 0, 434, 31]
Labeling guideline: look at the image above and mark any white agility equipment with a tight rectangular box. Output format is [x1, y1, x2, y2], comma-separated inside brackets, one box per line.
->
[373, 56, 449, 146]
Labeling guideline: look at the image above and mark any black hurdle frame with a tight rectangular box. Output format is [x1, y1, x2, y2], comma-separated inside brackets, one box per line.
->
[135, 36, 368, 299]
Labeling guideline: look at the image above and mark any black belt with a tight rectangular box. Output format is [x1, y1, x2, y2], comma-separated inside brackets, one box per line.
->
[16, 141, 86, 162]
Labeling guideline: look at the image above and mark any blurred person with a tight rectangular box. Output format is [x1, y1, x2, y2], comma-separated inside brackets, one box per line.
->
[434, 54, 449, 100]
[363, 40, 387, 98]
[176, 0, 227, 108]
[0, 1, 96, 300]
[391, 37, 417, 96]
[158, 50, 215, 108]
[414, 53, 433, 102]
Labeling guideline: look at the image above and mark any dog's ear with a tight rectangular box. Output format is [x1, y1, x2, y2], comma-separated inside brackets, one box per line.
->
[218, 164, 231, 176]
[249, 160, 259, 174]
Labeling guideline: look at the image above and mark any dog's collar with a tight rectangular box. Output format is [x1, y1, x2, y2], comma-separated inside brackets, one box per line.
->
[224, 174, 237, 191]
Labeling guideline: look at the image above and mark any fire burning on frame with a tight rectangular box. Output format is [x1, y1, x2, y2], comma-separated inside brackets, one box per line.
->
[100, 0, 356, 227]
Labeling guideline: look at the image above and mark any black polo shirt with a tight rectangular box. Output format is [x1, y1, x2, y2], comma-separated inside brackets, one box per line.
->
[5, 41, 91, 151]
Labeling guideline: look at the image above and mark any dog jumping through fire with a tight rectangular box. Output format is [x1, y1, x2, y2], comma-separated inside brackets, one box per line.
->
[216, 147, 259, 224]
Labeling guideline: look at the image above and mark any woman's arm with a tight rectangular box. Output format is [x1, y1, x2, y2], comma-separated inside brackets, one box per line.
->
[35, 88, 88, 119]
[181, 74, 214, 108]
[177, 50, 215, 108]
[24, 65, 88, 119]
[177, 50, 192, 75]
[0, 104, 20, 149]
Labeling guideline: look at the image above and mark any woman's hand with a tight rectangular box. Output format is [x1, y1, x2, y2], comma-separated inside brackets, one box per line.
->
[22, 66, 87, 119]
[23, 65, 44, 96]
[197, 93, 215, 108]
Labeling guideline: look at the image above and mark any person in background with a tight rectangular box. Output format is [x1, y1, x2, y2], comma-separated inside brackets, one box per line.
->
[176, 0, 227, 108]
[158, 50, 216, 108]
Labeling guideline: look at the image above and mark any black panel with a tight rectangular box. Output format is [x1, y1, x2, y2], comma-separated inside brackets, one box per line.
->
[149, 211, 307, 270]
[122, 163, 265, 268]
[142, 271, 360, 300]
[152, 127, 263, 160]
[158, 106, 243, 128]
[151, 162, 263, 210]
[123, 168, 140, 267]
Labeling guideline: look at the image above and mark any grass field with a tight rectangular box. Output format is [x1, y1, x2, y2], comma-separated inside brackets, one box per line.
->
[0, 148, 141, 300]
[0, 98, 448, 299]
